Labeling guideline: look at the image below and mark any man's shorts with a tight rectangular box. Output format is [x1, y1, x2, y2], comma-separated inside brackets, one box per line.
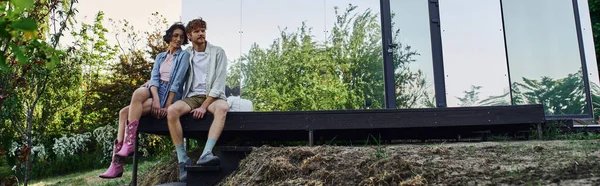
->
[181, 95, 207, 109]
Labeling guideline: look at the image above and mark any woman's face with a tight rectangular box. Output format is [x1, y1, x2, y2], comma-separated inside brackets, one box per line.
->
[170, 28, 184, 48]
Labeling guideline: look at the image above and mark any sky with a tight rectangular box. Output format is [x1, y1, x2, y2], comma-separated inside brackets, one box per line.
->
[63, 0, 598, 109]
[60, 0, 182, 51]
[181, 0, 380, 61]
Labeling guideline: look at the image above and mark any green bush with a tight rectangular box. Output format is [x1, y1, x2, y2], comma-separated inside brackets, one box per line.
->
[29, 149, 105, 179]
[0, 165, 12, 180]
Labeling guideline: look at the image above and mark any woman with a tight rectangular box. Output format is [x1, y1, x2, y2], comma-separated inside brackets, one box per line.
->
[99, 22, 191, 179]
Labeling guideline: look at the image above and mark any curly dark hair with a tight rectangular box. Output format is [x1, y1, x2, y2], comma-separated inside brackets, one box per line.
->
[163, 22, 189, 45]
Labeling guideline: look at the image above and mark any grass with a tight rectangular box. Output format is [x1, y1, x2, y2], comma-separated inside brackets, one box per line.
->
[368, 134, 388, 159]
[486, 121, 600, 141]
[29, 159, 156, 186]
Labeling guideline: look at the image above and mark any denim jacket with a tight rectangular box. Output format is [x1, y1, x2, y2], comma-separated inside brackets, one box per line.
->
[148, 48, 191, 107]
[182, 42, 228, 100]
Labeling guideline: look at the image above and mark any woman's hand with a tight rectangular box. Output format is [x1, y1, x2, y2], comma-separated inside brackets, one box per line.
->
[152, 99, 161, 118]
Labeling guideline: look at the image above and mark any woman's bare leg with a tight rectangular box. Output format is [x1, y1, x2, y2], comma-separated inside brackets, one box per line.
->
[128, 87, 151, 122]
[117, 106, 129, 142]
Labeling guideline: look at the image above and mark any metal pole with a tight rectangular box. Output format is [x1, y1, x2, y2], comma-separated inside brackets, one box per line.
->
[428, 0, 448, 108]
[132, 132, 140, 186]
[379, 0, 396, 109]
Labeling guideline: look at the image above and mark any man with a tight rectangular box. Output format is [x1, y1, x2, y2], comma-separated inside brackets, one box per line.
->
[166, 18, 229, 181]
[226, 86, 253, 112]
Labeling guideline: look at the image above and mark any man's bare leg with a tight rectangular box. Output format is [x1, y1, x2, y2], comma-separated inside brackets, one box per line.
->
[206, 99, 228, 140]
[167, 100, 192, 146]
[197, 99, 228, 165]
[167, 100, 193, 181]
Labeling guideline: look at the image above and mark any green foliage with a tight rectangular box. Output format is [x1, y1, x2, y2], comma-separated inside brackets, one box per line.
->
[455, 85, 510, 107]
[455, 69, 588, 114]
[0, 0, 66, 72]
[590, 0, 599, 73]
[0, 1, 171, 182]
[236, 5, 429, 111]
[533, 121, 600, 140]
[29, 147, 105, 179]
[10, 0, 34, 13]
[456, 85, 483, 107]
[83, 13, 166, 128]
[512, 69, 587, 115]
[71, 11, 119, 130]
[369, 134, 388, 159]
[10, 18, 37, 31]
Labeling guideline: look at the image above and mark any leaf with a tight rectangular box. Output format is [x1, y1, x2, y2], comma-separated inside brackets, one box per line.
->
[9, 44, 28, 65]
[0, 53, 7, 71]
[47, 55, 59, 69]
[0, 20, 8, 38]
[11, 18, 37, 31]
[10, 0, 34, 11]
[23, 31, 34, 40]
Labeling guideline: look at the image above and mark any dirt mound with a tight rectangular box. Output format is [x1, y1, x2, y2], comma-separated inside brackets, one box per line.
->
[137, 153, 179, 186]
[221, 140, 600, 186]
[221, 146, 426, 186]
[138, 148, 205, 186]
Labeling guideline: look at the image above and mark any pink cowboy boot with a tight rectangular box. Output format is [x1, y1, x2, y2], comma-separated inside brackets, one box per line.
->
[99, 139, 124, 178]
[116, 120, 139, 157]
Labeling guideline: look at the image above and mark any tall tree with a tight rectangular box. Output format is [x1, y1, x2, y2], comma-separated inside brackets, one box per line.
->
[0, 0, 77, 184]
[70, 12, 118, 130]
[86, 12, 167, 127]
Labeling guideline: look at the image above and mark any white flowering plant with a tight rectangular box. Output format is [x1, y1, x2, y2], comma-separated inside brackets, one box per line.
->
[52, 132, 92, 158]
[92, 125, 116, 163]
[8, 140, 47, 160]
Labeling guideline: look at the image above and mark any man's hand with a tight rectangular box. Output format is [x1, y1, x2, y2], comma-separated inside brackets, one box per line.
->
[159, 108, 167, 119]
[190, 107, 207, 119]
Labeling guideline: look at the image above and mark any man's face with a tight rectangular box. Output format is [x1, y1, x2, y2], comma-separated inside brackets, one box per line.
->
[188, 27, 206, 45]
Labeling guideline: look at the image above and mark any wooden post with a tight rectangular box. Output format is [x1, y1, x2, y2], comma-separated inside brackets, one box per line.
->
[308, 130, 314, 146]
[537, 123, 543, 140]
[185, 138, 190, 150]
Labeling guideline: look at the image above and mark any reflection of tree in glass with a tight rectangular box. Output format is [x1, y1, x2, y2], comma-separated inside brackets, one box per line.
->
[455, 85, 510, 107]
[226, 60, 242, 89]
[228, 4, 429, 111]
[512, 70, 587, 115]
[390, 25, 431, 108]
[456, 85, 482, 107]
[590, 82, 600, 120]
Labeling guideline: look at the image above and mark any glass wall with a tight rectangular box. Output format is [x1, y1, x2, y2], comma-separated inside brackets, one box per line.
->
[576, 0, 600, 119]
[438, 0, 511, 107]
[184, 0, 384, 112]
[389, 0, 436, 108]
[182, 0, 596, 117]
[502, 0, 588, 115]
[240, 0, 327, 111]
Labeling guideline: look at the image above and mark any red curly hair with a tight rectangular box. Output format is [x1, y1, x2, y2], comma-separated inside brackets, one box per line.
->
[185, 18, 207, 33]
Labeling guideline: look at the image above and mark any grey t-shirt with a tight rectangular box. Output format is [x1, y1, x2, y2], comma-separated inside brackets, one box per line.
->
[187, 51, 209, 97]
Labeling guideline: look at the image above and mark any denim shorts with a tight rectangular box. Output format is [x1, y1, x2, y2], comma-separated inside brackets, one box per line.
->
[149, 80, 170, 108]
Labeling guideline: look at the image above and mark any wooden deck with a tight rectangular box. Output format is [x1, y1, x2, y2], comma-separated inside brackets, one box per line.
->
[132, 104, 545, 185]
